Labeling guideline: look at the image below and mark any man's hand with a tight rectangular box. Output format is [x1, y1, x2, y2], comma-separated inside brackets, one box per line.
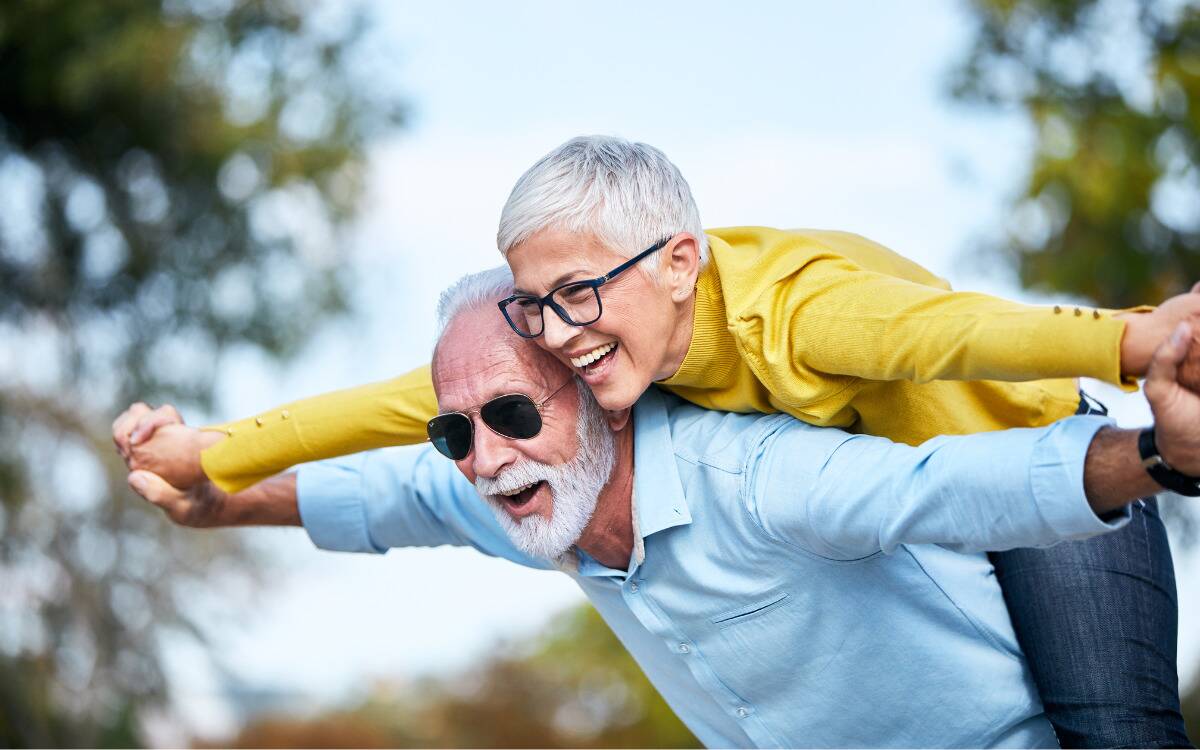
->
[111, 403, 221, 489]
[1118, 283, 1200, 378]
[128, 470, 230, 528]
[1145, 320, 1200, 475]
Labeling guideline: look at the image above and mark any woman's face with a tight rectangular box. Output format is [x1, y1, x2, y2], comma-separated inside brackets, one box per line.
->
[506, 227, 695, 412]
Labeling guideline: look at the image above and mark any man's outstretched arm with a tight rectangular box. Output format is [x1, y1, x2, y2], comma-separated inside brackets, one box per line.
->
[125, 465, 299, 529]
[752, 321, 1200, 559]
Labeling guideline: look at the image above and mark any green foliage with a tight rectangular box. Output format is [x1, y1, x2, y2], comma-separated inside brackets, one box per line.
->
[0, 1, 401, 745]
[951, 0, 1200, 306]
[953, 2, 1199, 737]
[217, 605, 701, 749]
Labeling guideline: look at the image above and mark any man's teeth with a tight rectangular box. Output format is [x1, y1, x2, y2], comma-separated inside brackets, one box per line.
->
[570, 342, 615, 368]
[499, 482, 537, 497]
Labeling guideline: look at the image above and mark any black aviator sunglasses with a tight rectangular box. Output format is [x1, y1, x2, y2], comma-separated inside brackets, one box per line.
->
[497, 236, 671, 338]
[426, 379, 574, 460]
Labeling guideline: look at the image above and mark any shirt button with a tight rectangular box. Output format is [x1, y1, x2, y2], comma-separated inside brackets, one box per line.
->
[1093, 310, 1101, 320]
[678, 643, 690, 654]
[1053, 305, 1062, 314]
[628, 582, 639, 593]
[255, 417, 264, 426]
[281, 409, 290, 419]
[1074, 307, 1082, 316]
[736, 707, 749, 718]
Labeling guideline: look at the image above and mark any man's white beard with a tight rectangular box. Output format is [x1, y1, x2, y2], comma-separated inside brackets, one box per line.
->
[475, 380, 617, 560]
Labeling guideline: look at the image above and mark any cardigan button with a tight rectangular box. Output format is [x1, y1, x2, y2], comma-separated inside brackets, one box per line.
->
[255, 417, 264, 426]
[1053, 305, 1062, 314]
[1093, 310, 1101, 319]
[1074, 307, 1082, 316]
[281, 410, 290, 419]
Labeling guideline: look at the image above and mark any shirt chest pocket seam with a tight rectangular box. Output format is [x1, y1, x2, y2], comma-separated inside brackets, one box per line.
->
[709, 591, 790, 629]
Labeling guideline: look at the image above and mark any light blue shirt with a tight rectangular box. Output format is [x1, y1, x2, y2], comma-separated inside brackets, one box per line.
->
[297, 387, 1127, 748]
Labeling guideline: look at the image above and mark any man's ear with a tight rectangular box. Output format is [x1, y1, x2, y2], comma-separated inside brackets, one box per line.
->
[605, 407, 633, 432]
[662, 233, 701, 302]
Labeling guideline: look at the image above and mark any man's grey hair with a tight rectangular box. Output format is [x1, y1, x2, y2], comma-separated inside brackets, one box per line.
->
[496, 135, 709, 273]
[435, 265, 515, 336]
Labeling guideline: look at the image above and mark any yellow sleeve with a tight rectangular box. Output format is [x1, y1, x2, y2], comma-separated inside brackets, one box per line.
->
[738, 255, 1141, 392]
[199, 363, 437, 493]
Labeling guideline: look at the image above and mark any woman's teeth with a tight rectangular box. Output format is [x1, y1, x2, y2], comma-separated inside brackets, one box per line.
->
[570, 342, 615, 368]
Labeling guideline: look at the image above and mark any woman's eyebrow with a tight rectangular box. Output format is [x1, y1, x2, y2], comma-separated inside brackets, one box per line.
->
[515, 268, 592, 295]
[547, 268, 593, 289]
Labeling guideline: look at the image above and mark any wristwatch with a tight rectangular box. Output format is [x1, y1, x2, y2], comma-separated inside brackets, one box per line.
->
[1138, 427, 1200, 496]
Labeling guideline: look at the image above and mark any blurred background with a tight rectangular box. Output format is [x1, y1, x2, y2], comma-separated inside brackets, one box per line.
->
[2, 0, 1200, 746]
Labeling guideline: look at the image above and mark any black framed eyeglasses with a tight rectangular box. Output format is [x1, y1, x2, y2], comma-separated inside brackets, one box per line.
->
[497, 236, 671, 339]
[426, 378, 574, 460]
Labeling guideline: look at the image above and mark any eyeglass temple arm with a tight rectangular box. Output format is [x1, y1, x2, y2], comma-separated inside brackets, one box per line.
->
[599, 236, 671, 283]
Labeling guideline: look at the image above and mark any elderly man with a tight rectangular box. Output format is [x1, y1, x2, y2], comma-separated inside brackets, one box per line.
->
[116, 267, 1200, 748]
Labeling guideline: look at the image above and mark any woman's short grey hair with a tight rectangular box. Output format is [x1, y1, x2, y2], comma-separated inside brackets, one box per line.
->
[436, 264, 515, 336]
[496, 135, 709, 273]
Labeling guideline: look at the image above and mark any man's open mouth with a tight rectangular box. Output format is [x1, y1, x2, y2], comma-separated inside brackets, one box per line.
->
[497, 480, 547, 507]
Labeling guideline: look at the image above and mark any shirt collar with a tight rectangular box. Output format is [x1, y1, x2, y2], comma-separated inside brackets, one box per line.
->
[629, 387, 693, 564]
[560, 387, 693, 575]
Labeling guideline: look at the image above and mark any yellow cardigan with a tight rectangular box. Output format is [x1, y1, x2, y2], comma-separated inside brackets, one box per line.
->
[201, 226, 1133, 493]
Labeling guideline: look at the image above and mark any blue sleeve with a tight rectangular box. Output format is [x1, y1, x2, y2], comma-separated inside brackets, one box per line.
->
[747, 415, 1131, 560]
[296, 445, 554, 570]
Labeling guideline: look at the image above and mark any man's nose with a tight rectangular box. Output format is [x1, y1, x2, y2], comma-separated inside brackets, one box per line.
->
[541, 308, 579, 351]
[470, 417, 519, 478]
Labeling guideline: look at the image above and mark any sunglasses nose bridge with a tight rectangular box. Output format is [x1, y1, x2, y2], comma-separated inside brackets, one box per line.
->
[469, 415, 522, 477]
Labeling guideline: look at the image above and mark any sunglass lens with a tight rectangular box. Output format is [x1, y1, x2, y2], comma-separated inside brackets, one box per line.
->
[481, 394, 542, 439]
[427, 414, 472, 460]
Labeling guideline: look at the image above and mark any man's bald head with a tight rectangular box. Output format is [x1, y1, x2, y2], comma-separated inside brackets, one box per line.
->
[430, 265, 569, 397]
[433, 304, 571, 404]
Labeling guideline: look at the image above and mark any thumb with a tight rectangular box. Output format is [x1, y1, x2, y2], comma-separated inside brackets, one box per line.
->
[1146, 321, 1191, 398]
[130, 408, 177, 445]
[127, 470, 184, 506]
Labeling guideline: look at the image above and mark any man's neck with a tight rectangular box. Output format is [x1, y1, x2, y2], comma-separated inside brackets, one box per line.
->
[576, 423, 636, 570]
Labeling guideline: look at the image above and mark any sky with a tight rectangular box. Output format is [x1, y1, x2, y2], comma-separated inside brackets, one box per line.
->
[154, 0, 1200, 740]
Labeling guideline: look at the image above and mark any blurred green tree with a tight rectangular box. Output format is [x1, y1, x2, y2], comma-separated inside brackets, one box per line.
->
[0, 1, 401, 746]
[952, 0, 1200, 738]
[951, 0, 1200, 306]
[215, 605, 700, 749]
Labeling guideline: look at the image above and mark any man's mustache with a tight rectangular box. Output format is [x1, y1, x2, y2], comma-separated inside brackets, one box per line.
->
[475, 459, 556, 497]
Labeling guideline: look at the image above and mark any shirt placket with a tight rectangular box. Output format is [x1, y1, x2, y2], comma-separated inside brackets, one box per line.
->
[623, 551, 777, 747]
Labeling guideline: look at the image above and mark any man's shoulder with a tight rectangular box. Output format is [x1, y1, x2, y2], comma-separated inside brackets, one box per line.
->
[639, 387, 831, 472]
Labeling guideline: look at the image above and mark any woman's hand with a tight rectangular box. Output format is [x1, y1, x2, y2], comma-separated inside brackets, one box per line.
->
[1118, 282, 1200, 380]
[112, 403, 222, 490]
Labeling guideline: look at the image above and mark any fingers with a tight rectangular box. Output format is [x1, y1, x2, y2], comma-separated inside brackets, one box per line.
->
[1178, 320, 1200, 392]
[127, 470, 184, 508]
[130, 404, 184, 445]
[1145, 321, 1192, 404]
[112, 402, 152, 458]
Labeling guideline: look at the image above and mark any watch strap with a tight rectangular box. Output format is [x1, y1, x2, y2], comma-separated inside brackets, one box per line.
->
[1138, 427, 1200, 497]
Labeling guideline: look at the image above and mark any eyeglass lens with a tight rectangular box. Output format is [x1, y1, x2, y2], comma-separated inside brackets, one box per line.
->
[427, 394, 545, 460]
[505, 283, 601, 337]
